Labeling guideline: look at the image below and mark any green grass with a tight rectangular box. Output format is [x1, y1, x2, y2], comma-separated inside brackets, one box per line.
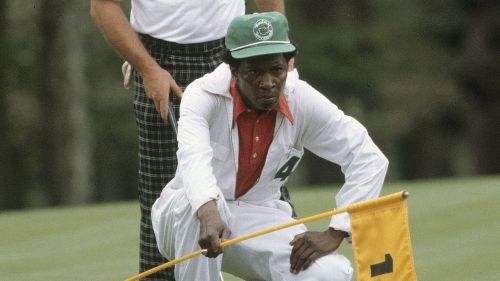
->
[1, 175, 499, 280]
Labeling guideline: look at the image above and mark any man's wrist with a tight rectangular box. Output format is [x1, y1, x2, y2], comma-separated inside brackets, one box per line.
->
[196, 200, 217, 219]
[331, 227, 350, 238]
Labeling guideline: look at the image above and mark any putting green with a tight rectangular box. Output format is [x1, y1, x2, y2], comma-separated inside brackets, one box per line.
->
[1, 175, 499, 280]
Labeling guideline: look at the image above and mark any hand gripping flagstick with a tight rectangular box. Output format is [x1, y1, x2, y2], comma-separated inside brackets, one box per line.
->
[124, 191, 409, 281]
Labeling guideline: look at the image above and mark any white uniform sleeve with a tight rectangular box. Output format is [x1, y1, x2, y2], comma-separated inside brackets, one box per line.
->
[298, 83, 389, 235]
[177, 83, 222, 217]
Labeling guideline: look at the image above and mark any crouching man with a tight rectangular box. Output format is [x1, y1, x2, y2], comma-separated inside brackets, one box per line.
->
[152, 12, 388, 281]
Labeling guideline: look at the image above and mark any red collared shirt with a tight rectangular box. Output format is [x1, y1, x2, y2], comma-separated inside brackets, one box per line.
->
[230, 80, 294, 198]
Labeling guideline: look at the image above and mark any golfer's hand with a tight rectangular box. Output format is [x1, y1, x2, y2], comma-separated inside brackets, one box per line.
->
[142, 65, 183, 123]
[288, 228, 345, 274]
[197, 200, 231, 258]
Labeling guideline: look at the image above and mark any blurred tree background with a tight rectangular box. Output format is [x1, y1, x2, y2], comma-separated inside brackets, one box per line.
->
[1, 0, 499, 210]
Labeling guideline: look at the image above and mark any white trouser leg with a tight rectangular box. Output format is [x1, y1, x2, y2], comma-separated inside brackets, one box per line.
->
[152, 188, 230, 281]
[221, 200, 353, 281]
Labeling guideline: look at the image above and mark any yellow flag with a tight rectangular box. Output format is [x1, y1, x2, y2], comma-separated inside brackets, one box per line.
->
[347, 191, 417, 280]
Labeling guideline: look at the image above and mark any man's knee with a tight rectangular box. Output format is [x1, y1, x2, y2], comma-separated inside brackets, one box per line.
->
[309, 253, 353, 281]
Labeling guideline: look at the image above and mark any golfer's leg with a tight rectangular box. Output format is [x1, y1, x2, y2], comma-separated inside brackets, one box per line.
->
[133, 70, 175, 281]
[222, 201, 353, 281]
[151, 188, 179, 261]
[267, 220, 353, 281]
[172, 191, 229, 281]
[281, 252, 353, 281]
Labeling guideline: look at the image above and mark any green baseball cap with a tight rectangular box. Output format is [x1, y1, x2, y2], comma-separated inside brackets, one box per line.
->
[226, 12, 296, 59]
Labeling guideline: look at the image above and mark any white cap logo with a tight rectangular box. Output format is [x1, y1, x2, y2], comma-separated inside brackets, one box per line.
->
[253, 19, 273, 41]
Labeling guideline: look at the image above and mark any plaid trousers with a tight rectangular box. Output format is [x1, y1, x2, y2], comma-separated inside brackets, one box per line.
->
[133, 34, 296, 281]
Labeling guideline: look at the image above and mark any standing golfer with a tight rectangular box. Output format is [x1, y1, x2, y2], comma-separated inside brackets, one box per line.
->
[90, 1, 294, 280]
[152, 12, 388, 281]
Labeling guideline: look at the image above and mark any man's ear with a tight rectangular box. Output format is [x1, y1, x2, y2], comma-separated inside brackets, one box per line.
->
[230, 66, 238, 82]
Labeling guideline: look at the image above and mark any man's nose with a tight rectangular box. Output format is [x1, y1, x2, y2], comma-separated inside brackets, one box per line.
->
[260, 72, 275, 89]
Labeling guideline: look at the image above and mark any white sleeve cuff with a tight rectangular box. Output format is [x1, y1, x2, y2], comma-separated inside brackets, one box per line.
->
[329, 212, 351, 234]
[329, 212, 353, 247]
[190, 191, 221, 217]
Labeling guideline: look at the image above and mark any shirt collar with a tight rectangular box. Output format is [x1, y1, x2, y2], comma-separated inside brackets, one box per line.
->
[230, 80, 294, 127]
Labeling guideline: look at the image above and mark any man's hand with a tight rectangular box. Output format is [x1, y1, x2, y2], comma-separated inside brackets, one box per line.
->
[288, 228, 345, 274]
[196, 200, 231, 258]
[90, 0, 182, 123]
[142, 65, 183, 123]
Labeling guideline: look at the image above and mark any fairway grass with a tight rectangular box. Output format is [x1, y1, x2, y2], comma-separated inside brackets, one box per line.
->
[1, 175, 499, 280]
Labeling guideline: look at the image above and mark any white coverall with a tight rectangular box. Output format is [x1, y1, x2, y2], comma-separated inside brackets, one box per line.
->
[152, 64, 389, 280]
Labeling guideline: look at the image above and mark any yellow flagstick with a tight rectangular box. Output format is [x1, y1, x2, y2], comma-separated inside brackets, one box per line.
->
[124, 250, 204, 281]
[124, 191, 408, 281]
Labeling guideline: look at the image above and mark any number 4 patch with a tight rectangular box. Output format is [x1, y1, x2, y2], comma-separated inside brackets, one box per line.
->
[274, 156, 300, 181]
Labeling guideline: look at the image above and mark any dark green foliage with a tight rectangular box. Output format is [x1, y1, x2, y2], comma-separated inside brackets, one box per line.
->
[1, 0, 499, 209]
